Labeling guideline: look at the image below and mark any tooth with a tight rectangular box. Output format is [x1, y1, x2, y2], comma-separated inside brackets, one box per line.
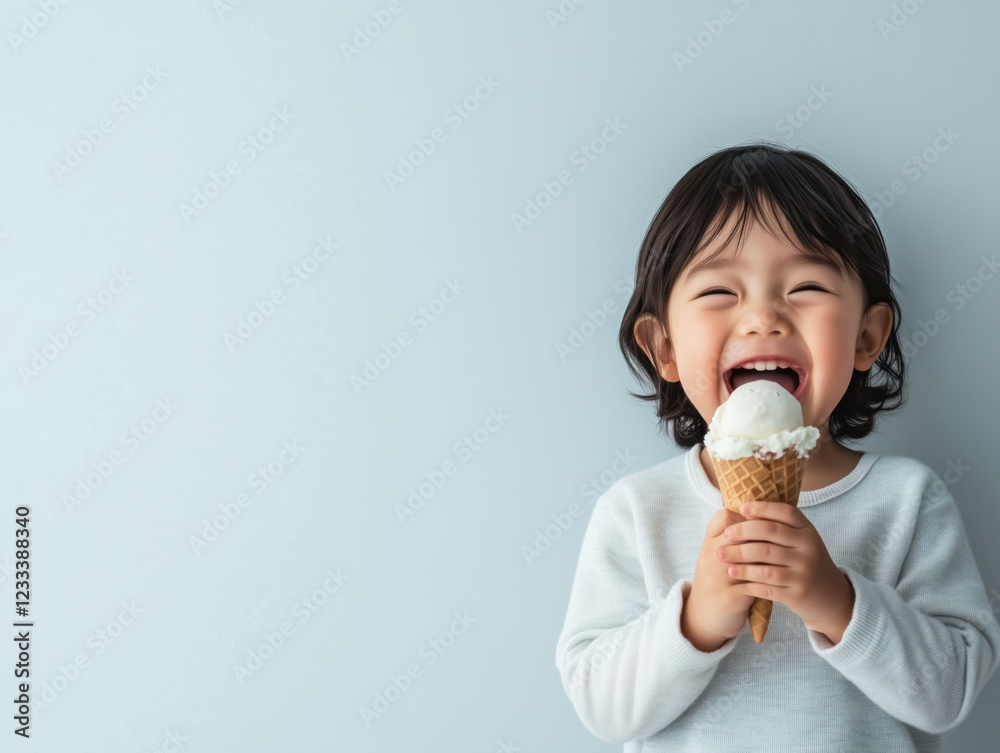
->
[753, 362, 766, 370]
[765, 360, 777, 370]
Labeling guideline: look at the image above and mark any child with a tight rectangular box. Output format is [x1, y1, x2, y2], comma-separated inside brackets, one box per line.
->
[555, 143, 1000, 751]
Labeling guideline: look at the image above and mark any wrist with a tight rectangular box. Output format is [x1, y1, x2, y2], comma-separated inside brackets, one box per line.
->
[681, 586, 727, 652]
[804, 572, 855, 644]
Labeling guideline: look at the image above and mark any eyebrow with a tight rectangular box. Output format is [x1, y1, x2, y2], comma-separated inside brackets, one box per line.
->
[682, 253, 843, 283]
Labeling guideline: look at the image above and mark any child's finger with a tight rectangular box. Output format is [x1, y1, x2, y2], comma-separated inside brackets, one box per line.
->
[719, 540, 794, 567]
[707, 507, 746, 538]
[723, 519, 797, 547]
[728, 563, 792, 588]
[738, 500, 807, 528]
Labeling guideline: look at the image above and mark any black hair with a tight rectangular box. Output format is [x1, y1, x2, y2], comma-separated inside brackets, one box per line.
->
[618, 142, 907, 449]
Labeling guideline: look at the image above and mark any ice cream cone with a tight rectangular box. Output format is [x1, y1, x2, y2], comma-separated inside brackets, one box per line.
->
[710, 447, 808, 643]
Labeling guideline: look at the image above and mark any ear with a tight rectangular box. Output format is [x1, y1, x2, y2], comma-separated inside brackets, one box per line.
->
[633, 313, 679, 382]
[854, 301, 893, 371]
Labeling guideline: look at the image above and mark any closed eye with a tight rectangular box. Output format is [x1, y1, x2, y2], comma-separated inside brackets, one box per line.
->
[698, 284, 827, 297]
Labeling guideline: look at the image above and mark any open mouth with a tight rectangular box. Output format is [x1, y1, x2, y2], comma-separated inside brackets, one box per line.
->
[724, 361, 806, 400]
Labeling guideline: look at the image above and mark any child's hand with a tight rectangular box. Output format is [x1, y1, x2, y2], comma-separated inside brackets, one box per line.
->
[682, 508, 759, 651]
[719, 500, 855, 634]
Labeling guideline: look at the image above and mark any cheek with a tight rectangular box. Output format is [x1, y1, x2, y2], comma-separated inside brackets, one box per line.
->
[808, 311, 860, 373]
[674, 327, 726, 398]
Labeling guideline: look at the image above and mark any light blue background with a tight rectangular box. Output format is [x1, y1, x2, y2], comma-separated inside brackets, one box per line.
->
[0, 0, 997, 750]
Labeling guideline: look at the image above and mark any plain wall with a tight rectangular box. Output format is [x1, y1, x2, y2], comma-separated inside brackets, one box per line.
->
[0, 0, 996, 750]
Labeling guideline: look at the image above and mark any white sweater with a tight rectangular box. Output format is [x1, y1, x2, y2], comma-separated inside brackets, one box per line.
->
[555, 443, 1000, 752]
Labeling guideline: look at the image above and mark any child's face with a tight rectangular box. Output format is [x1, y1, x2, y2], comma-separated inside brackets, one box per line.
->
[638, 205, 892, 433]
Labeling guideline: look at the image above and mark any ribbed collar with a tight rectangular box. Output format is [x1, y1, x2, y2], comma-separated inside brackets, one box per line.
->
[686, 442, 880, 509]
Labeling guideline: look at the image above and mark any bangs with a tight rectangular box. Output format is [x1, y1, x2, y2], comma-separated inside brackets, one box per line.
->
[690, 164, 867, 285]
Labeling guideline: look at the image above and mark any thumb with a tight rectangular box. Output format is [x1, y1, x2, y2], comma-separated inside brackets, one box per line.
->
[707, 508, 745, 538]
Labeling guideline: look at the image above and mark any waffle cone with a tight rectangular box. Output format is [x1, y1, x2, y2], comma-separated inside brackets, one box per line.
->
[710, 447, 808, 643]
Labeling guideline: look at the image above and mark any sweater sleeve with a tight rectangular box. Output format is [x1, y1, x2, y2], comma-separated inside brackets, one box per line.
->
[555, 489, 737, 743]
[806, 476, 1000, 734]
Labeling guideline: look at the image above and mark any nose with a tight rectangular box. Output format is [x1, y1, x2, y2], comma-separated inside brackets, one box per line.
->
[737, 297, 791, 337]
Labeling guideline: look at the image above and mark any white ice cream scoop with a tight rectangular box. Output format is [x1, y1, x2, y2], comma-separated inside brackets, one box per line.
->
[704, 381, 820, 460]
